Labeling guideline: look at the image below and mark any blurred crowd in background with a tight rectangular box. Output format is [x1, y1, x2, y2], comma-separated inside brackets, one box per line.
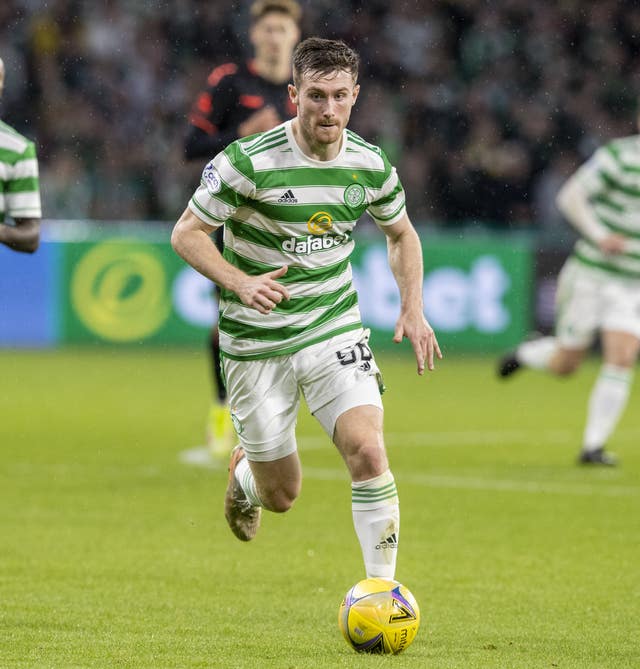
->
[1, 0, 639, 234]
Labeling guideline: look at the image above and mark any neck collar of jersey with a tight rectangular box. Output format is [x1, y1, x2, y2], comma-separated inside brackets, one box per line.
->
[285, 119, 348, 166]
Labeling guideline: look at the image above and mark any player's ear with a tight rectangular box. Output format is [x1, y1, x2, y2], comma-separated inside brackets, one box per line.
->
[352, 83, 360, 106]
[288, 83, 299, 105]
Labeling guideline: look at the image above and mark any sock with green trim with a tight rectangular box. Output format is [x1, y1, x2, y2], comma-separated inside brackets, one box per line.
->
[583, 364, 633, 452]
[234, 456, 263, 507]
[351, 470, 399, 579]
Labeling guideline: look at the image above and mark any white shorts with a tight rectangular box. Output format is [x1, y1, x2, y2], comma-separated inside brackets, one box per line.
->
[555, 257, 640, 348]
[222, 328, 384, 462]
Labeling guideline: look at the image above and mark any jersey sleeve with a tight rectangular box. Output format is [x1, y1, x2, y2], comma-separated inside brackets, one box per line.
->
[185, 64, 243, 161]
[5, 141, 41, 220]
[188, 141, 256, 228]
[367, 156, 407, 226]
[573, 145, 615, 198]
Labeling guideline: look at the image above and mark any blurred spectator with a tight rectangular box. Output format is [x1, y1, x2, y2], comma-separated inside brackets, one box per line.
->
[39, 148, 91, 219]
[0, 0, 638, 229]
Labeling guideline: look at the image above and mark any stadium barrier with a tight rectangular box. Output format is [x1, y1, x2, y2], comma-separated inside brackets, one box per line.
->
[0, 221, 539, 352]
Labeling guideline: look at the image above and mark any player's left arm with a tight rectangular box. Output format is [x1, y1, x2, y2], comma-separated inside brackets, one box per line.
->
[381, 213, 442, 375]
[0, 218, 40, 253]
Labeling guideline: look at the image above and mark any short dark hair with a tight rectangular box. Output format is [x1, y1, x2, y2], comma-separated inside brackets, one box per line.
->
[250, 0, 302, 25]
[292, 38, 360, 87]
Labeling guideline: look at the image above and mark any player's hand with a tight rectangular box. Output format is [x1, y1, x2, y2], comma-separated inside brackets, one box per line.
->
[236, 265, 290, 314]
[238, 107, 282, 137]
[598, 233, 627, 255]
[393, 311, 442, 375]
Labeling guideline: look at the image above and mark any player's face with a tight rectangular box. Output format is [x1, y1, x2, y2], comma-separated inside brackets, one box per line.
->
[289, 70, 360, 149]
[250, 13, 300, 65]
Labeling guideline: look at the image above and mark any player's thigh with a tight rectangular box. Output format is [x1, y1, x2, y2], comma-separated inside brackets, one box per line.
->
[600, 277, 640, 366]
[223, 355, 300, 462]
[555, 259, 601, 349]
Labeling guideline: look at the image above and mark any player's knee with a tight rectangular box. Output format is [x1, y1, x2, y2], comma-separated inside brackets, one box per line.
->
[550, 355, 581, 376]
[555, 360, 579, 376]
[264, 493, 296, 514]
[346, 442, 388, 480]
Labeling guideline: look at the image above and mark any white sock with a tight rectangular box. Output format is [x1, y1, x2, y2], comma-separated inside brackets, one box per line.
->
[234, 456, 263, 507]
[351, 470, 400, 579]
[583, 364, 633, 452]
[516, 336, 557, 370]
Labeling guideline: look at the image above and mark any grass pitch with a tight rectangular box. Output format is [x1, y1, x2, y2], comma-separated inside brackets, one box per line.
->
[1, 347, 638, 668]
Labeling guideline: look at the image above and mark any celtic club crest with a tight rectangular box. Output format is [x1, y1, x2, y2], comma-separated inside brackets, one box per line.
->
[344, 183, 365, 208]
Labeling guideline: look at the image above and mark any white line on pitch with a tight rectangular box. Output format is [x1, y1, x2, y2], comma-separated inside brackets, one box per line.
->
[178, 446, 639, 498]
[179, 427, 640, 457]
[301, 467, 639, 498]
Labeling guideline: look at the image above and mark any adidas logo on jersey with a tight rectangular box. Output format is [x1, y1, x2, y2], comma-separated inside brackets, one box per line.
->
[375, 533, 398, 550]
[277, 189, 298, 204]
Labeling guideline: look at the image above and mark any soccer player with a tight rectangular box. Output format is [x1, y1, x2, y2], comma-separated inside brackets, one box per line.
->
[185, 0, 301, 457]
[172, 37, 441, 580]
[498, 129, 640, 466]
[0, 57, 41, 253]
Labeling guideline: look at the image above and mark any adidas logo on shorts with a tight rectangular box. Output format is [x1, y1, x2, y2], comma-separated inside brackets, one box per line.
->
[277, 189, 298, 203]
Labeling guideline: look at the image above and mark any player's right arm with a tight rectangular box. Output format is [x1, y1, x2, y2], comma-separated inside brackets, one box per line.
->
[1, 139, 41, 253]
[0, 218, 40, 253]
[171, 208, 289, 314]
[381, 213, 441, 375]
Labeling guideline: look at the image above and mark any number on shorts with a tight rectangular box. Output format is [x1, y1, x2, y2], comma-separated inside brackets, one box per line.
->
[336, 341, 373, 366]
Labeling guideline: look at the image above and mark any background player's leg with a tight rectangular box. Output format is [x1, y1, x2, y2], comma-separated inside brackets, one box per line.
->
[499, 337, 587, 378]
[580, 330, 639, 463]
[500, 259, 595, 379]
[333, 405, 399, 580]
[206, 325, 234, 458]
[547, 346, 587, 375]
[515, 336, 557, 370]
[209, 325, 226, 403]
[206, 227, 234, 458]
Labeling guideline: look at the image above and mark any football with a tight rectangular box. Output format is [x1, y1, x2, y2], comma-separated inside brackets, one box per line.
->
[338, 578, 420, 654]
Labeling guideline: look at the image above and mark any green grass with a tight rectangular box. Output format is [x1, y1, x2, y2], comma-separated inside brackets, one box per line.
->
[1, 348, 639, 668]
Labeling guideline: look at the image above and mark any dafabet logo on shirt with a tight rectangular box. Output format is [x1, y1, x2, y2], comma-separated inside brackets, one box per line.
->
[306, 211, 333, 235]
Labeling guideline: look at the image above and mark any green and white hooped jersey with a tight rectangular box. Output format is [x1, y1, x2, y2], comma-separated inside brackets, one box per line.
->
[573, 135, 640, 279]
[189, 119, 406, 360]
[0, 120, 41, 223]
